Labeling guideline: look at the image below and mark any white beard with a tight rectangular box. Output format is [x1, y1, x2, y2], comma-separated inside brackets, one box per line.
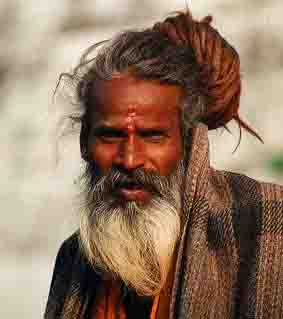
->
[79, 163, 183, 296]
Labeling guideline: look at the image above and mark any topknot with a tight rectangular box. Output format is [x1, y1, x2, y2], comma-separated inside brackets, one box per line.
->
[153, 11, 262, 142]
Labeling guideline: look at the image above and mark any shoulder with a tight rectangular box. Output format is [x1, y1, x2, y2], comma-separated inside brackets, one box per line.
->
[217, 170, 283, 236]
[256, 180, 283, 234]
[44, 231, 83, 318]
[48, 231, 81, 290]
[220, 170, 283, 204]
[207, 169, 263, 212]
[258, 179, 283, 201]
[55, 231, 80, 266]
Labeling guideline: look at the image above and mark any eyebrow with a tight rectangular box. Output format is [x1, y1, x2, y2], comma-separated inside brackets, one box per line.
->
[92, 123, 122, 132]
[91, 113, 175, 133]
[92, 123, 171, 131]
[92, 126, 123, 133]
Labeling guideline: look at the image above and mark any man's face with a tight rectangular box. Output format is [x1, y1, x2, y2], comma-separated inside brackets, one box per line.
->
[87, 73, 184, 204]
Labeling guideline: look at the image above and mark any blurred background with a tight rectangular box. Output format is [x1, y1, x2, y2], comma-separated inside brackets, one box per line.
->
[0, 0, 282, 318]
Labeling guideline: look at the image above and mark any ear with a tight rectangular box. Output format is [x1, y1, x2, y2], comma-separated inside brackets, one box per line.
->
[80, 121, 90, 161]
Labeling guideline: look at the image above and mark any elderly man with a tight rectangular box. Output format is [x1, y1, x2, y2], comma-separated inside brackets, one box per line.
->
[45, 10, 283, 319]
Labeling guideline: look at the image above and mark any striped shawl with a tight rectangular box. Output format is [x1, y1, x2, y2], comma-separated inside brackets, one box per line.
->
[45, 124, 283, 318]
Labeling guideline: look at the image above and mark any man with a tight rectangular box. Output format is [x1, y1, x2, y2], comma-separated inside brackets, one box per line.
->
[45, 10, 283, 319]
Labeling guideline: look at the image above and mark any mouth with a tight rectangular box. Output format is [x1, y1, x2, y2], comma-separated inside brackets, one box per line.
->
[115, 181, 152, 203]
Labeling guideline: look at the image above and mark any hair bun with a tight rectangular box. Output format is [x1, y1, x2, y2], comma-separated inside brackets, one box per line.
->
[153, 11, 262, 142]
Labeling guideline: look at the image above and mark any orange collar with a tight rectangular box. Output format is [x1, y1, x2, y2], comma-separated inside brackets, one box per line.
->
[91, 248, 177, 319]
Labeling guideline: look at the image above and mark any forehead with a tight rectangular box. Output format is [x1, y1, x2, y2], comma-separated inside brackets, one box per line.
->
[90, 74, 184, 125]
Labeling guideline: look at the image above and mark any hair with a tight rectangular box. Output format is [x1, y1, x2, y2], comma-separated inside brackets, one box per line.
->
[57, 9, 263, 160]
[79, 163, 184, 296]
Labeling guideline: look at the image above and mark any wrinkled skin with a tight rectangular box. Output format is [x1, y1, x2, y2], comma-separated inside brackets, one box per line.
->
[88, 73, 184, 204]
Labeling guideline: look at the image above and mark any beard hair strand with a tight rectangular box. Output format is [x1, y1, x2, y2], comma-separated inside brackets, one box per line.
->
[79, 162, 183, 296]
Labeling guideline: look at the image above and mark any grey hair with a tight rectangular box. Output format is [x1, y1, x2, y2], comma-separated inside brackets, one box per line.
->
[57, 29, 207, 160]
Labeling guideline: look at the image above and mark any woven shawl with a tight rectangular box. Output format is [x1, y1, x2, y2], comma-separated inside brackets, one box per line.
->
[44, 123, 283, 319]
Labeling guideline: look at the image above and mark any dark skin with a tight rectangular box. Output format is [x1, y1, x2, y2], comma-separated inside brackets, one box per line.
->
[88, 73, 184, 203]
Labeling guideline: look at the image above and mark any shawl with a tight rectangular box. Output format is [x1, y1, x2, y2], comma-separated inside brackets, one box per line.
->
[44, 123, 283, 319]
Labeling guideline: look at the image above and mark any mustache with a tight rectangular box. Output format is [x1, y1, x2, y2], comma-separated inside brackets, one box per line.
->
[85, 165, 174, 198]
[113, 169, 170, 192]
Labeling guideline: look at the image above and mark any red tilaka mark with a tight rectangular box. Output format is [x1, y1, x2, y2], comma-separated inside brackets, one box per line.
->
[125, 107, 137, 133]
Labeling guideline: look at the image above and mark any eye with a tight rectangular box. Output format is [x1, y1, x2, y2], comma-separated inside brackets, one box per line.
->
[140, 129, 167, 142]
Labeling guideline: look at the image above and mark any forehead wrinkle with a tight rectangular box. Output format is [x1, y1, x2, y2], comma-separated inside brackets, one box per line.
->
[93, 104, 142, 124]
[92, 113, 137, 129]
[92, 101, 181, 131]
[90, 75, 185, 131]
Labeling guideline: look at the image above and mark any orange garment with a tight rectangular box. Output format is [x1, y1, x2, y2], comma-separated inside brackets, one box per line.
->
[91, 249, 177, 319]
[91, 279, 160, 319]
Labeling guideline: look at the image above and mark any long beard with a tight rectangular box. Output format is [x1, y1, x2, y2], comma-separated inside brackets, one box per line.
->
[79, 162, 184, 296]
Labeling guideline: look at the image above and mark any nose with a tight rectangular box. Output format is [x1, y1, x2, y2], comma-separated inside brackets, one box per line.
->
[114, 135, 145, 172]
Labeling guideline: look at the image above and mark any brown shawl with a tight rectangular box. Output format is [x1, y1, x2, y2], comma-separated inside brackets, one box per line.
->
[44, 124, 283, 318]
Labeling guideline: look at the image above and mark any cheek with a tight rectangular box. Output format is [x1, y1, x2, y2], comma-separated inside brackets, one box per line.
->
[148, 138, 183, 176]
[89, 143, 115, 173]
[157, 146, 182, 175]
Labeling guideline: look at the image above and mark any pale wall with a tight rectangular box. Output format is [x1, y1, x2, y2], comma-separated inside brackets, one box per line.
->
[0, 1, 282, 318]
